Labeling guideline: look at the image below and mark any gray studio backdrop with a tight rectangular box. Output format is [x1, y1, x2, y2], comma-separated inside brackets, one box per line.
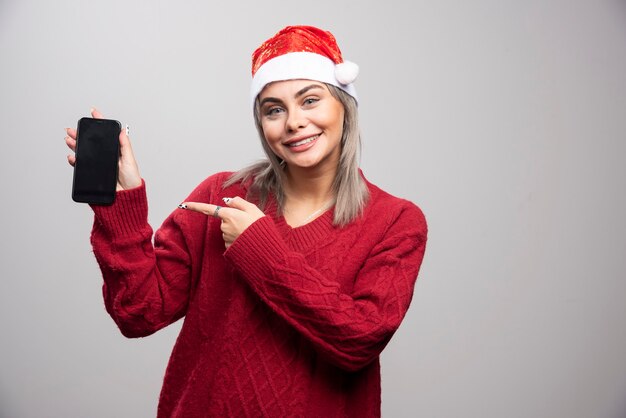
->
[1, 1, 625, 417]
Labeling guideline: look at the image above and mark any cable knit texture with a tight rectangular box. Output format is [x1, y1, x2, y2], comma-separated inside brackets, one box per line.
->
[90, 172, 427, 418]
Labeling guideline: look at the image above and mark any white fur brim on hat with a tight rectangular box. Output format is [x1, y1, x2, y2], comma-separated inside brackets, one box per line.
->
[250, 51, 358, 107]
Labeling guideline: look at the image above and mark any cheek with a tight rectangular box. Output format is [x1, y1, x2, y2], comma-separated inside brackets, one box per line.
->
[321, 106, 344, 135]
[261, 127, 283, 156]
[324, 114, 344, 139]
[261, 121, 281, 143]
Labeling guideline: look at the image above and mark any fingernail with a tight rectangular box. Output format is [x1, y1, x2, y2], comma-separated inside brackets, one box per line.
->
[90, 107, 96, 113]
[178, 203, 187, 209]
[222, 197, 231, 204]
[125, 124, 130, 136]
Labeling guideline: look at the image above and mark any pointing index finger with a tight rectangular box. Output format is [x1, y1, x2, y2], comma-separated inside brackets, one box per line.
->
[179, 202, 227, 218]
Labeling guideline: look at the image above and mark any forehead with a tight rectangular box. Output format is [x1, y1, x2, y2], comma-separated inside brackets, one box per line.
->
[259, 79, 327, 99]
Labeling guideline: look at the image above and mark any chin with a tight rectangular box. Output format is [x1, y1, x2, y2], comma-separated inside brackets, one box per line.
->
[288, 160, 319, 169]
[291, 156, 337, 171]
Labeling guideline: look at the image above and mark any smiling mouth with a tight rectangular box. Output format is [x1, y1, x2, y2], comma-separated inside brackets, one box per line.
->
[286, 134, 320, 147]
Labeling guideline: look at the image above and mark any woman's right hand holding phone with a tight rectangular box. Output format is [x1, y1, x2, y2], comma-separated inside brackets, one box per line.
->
[65, 108, 142, 191]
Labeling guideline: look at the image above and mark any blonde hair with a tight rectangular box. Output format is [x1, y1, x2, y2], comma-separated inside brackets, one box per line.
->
[225, 84, 368, 227]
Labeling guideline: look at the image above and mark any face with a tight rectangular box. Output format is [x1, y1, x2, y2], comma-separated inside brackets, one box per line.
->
[258, 79, 345, 172]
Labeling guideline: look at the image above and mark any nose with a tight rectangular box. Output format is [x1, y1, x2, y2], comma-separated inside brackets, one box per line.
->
[285, 107, 307, 132]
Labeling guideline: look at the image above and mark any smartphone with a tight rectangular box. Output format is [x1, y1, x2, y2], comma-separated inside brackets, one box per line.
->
[71, 117, 121, 205]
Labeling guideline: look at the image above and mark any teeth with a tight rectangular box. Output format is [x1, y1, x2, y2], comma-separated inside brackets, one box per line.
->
[288, 135, 319, 147]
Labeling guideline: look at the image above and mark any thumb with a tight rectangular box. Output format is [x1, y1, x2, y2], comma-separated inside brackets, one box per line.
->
[90, 107, 104, 119]
[119, 124, 131, 149]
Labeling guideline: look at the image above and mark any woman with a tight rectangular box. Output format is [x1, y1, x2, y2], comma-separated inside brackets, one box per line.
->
[65, 26, 427, 418]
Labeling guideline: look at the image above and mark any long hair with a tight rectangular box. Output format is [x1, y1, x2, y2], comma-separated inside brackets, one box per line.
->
[224, 83, 369, 227]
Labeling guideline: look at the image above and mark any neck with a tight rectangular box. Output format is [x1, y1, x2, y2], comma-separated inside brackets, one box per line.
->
[283, 164, 336, 206]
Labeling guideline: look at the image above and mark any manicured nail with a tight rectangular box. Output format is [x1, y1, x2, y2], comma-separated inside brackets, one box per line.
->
[222, 197, 231, 204]
[178, 203, 187, 209]
[125, 124, 130, 136]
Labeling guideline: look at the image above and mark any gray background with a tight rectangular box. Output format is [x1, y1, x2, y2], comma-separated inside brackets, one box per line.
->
[1, 0, 625, 417]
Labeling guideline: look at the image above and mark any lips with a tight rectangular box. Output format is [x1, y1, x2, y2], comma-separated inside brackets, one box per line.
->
[285, 134, 320, 147]
[283, 133, 321, 152]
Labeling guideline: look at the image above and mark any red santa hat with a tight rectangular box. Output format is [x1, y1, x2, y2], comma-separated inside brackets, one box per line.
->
[250, 25, 359, 107]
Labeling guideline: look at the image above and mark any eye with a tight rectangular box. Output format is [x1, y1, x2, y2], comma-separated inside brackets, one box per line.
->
[265, 106, 284, 117]
[302, 97, 319, 106]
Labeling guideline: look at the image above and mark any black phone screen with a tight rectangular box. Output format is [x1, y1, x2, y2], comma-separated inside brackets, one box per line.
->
[72, 117, 121, 205]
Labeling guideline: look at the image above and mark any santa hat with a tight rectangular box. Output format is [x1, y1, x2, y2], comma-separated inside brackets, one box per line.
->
[250, 25, 359, 107]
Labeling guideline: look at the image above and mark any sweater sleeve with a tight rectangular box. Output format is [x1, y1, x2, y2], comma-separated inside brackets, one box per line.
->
[89, 180, 202, 338]
[224, 203, 427, 372]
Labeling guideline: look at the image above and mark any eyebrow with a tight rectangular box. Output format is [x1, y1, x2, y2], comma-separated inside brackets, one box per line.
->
[259, 83, 324, 107]
[295, 83, 324, 97]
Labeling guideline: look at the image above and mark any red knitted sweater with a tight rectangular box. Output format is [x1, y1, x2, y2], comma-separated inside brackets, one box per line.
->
[90, 172, 427, 418]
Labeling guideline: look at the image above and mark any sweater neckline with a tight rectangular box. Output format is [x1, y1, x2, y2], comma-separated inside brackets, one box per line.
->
[264, 195, 336, 251]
